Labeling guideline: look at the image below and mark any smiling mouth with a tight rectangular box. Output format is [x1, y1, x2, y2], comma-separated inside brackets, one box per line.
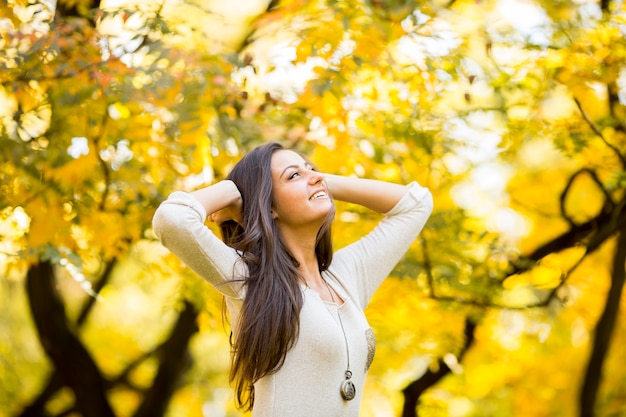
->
[309, 191, 327, 200]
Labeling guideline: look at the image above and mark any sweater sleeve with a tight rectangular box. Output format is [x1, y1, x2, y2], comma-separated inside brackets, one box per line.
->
[329, 182, 433, 308]
[152, 191, 245, 302]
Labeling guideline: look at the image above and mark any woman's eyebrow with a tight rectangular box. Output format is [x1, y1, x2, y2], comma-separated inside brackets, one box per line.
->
[279, 162, 312, 178]
[280, 164, 299, 178]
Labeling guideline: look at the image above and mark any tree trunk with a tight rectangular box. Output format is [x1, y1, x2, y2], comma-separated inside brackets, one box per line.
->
[26, 261, 115, 417]
[579, 229, 626, 417]
[18, 259, 117, 417]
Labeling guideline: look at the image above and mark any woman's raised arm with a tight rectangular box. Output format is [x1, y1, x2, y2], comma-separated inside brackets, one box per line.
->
[323, 174, 408, 213]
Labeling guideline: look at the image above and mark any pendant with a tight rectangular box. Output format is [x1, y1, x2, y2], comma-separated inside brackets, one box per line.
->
[340, 370, 356, 401]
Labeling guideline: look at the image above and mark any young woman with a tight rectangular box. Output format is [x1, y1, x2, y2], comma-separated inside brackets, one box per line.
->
[152, 141, 433, 417]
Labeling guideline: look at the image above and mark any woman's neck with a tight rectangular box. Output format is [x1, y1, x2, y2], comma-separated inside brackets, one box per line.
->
[278, 226, 321, 283]
[280, 232, 342, 303]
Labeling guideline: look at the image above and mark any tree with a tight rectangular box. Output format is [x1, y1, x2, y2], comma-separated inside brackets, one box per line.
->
[243, 1, 626, 415]
[1, 0, 234, 415]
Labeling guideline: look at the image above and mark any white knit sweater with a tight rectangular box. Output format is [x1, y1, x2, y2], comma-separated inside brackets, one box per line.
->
[152, 181, 433, 417]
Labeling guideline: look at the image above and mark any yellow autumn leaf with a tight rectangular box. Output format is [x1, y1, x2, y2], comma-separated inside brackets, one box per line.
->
[25, 198, 72, 249]
[528, 265, 563, 289]
[46, 152, 100, 187]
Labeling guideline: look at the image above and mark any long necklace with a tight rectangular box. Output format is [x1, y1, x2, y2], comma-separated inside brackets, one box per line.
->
[322, 277, 356, 401]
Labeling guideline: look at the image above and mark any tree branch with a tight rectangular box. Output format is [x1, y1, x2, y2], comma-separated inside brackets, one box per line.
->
[55, 0, 102, 20]
[607, 83, 626, 135]
[233, 0, 276, 53]
[132, 300, 200, 417]
[574, 97, 626, 169]
[579, 226, 626, 416]
[401, 318, 477, 417]
[91, 111, 112, 211]
[421, 237, 434, 297]
[523, 199, 626, 264]
[77, 257, 117, 326]
[560, 168, 614, 227]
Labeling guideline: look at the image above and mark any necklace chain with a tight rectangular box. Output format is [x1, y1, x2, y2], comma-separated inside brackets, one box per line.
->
[321, 277, 351, 373]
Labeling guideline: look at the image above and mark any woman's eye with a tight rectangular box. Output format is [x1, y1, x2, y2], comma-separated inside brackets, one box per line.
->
[288, 172, 300, 180]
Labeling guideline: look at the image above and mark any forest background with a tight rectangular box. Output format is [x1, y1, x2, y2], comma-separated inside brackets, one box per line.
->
[1, 0, 625, 416]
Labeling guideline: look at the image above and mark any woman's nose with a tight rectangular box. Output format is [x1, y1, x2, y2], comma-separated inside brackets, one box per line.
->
[308, 170, 323, 184]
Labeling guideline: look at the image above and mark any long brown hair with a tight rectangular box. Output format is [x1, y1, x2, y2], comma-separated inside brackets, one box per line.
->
[220, 141, 335, 411]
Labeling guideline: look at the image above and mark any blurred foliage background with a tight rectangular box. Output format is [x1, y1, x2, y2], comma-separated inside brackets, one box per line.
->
[1, 0, 625, 416]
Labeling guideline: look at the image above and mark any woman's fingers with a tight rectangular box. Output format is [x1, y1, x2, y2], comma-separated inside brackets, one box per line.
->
[210, 206, 242, 226]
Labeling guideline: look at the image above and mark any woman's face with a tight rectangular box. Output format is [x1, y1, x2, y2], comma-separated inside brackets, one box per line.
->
[270, 149, 333, 229]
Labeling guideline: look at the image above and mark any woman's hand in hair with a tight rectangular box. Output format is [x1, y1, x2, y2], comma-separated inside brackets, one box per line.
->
[190, 180, 243, 225]
[210, 201, 243, 226]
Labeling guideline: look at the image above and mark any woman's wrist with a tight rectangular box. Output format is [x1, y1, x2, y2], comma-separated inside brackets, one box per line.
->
[220, 180, 242, 206]
[190, 179, 242, 216]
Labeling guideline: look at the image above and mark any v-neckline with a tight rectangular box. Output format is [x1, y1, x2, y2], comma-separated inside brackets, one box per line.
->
[306, 274, 347, 307]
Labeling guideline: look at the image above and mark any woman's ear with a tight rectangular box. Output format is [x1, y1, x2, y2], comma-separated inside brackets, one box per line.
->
[271, 209, 278, 219]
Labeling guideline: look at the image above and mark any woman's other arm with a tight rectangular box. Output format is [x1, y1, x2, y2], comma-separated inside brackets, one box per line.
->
[325, 175, 433, 306]
[152, 180, 245, 299]
[323, 174, 408, 213]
